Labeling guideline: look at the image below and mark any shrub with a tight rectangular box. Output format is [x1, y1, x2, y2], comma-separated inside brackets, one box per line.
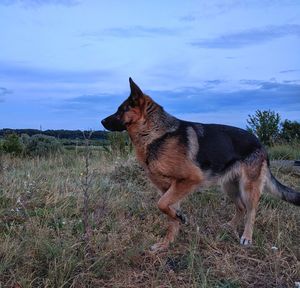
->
[2, 133, 24, 155]
[104, 132, 133, 157]
[20, 133, 30, 147]
[24, 134, 63, 157]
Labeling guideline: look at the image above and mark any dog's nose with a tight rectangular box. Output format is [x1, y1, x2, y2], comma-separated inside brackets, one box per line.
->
[101, 119, 106, 126]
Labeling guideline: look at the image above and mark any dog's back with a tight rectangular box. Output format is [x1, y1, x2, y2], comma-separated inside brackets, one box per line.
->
[182, 121, 265, 174]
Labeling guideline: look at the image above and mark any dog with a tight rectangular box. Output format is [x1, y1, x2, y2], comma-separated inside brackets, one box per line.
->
[101, 78, 300, 252]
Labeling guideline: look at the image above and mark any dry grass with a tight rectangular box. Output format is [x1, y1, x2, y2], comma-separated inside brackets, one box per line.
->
[0, 151, 299, 287]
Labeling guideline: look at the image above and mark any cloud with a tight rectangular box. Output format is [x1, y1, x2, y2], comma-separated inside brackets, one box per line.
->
[148, 80, 300, 117]
[0, 0, 79, 7]
[279, 69, 300, 74]
[81, 25, 181, 39]
[52, 93, 127, 115]
[190, 24, 300, 49]
[54, 80, 300, 126]
[0, 87, 12, 102]
[204, 80, 223, 86]
[0, 62, 121, 102]
[65, 93, 125, 106]
[180, 15, 196, 22]
[4, 79, 299, 129]
[0, 62, 114, 84]
[181, 1, 300, 20]
[240, 79, 300, 91]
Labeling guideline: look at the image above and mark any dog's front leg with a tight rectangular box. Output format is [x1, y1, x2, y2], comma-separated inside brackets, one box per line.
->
[150, 175, 201, 252]
[150, 203, 181, 252]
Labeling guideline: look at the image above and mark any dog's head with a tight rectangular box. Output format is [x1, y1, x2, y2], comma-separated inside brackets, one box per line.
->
[101, 78, 149, 131]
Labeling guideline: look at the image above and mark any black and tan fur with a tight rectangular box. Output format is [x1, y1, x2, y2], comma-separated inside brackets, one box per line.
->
[102, 78, 300, 252]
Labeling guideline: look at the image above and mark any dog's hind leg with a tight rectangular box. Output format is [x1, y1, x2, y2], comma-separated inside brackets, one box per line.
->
[222, 179, 246, 231]
[239, 162, 266, 246]
[239, 182, 261, 246]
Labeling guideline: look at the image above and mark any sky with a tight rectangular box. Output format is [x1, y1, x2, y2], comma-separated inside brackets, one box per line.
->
[0, 0, 299, 130]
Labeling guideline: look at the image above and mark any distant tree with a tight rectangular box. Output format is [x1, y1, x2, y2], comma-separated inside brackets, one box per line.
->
[280, 120, 300, 142]
[2, 134, 24, 155]
[246, 110, 281, 146]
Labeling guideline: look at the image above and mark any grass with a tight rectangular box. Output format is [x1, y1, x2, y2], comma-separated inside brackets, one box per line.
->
[0, 149, 299, 287]
[268, 142, 300, 160]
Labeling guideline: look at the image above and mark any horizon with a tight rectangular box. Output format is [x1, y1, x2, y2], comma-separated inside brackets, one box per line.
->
[0, 0, 300, 130]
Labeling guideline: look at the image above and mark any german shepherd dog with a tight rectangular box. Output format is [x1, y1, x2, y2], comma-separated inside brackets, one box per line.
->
[102, 78, 300, 252]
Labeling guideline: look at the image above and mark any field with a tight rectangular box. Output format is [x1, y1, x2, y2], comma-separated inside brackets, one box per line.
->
[0, 145, 299, 287]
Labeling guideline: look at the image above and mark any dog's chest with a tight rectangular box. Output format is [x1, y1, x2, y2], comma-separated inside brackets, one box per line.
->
[145, 167, 172, 193]
[138, 160, 172, 193]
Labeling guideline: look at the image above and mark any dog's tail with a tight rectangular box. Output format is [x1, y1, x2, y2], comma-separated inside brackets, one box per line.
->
[264, 169, 300, 206]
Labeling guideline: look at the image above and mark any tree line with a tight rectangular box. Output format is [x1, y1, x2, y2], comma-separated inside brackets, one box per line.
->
[0, 129, 108, 140]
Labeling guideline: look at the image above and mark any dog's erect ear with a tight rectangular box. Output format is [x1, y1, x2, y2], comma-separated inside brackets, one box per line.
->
[129, 77, 143, 105]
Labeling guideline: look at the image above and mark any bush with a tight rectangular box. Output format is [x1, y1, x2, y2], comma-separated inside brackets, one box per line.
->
[20, 133, 30, 147]
[2, 133, 24, 155]
[23, 134, 63, 157]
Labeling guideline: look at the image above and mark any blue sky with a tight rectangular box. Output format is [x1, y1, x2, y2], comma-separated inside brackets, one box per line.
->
[0, 0, 299, 130]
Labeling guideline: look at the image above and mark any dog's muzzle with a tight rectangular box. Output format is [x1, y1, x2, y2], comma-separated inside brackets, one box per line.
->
[101, 114, 126, 131]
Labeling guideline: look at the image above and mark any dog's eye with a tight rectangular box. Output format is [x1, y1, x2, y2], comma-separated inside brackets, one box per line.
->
[123, 105, 130, 112]
[128, 99, 136, 107]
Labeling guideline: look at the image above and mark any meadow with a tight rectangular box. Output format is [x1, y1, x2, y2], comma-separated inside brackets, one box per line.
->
[0, 139, 299, 287]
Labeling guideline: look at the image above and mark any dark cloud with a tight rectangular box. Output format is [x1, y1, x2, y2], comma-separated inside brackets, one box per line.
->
[81, 26, 182, 39]
[53, 93, 127, 114]
[240, 79, 300, 91]
[0, 62, 114, 84]
[56, 80, 300, 120]
[190, 24, 300, 49]
[0, 87, 12, 102]
[283, 80, 300, 83]
[204, 80, 223, 85]
[66, 93, 125, 105]
[0, 0, 79, 6]
[8, 79, 298, 129]
[147, 80, 300, 116]
[180, 15, 196, 22]
[279, 69, 300, 74]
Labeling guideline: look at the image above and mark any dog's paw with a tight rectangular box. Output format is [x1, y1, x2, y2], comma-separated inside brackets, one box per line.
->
[175, 211, 188, 225]
[150, 242, 169, 253]
[240, 236, 252, 246]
